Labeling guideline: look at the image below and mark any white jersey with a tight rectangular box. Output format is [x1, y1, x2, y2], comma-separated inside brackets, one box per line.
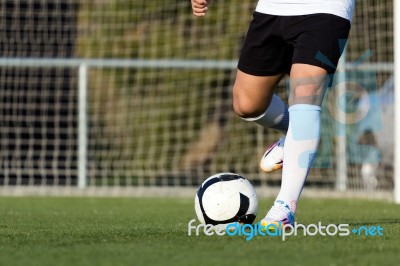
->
[256, 0, 355, 22]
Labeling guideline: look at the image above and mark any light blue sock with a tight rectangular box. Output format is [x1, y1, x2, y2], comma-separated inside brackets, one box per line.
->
[276, 104, 321, 213]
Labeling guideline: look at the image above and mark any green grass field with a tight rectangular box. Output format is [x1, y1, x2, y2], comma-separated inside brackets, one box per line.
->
[0, 197, 399, 266]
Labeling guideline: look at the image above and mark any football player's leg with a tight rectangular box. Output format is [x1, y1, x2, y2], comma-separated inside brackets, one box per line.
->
[233, 70, 289, 172]
[275, 63, 329, 213]
[235, 13, 292, 172]
[261, 64, 328, 227]
[262, 13, 351, 225]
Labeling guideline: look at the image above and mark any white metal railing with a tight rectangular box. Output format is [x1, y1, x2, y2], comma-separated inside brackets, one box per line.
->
[0, 57, 393, 70]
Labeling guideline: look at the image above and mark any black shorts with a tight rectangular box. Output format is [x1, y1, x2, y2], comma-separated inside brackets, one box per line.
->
[237, 12, 351, 75]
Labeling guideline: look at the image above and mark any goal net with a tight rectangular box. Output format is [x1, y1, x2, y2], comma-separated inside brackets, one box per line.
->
[0, 0, 395, 198]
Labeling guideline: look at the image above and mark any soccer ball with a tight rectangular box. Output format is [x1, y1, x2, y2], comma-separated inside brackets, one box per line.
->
[194, 172, 258, 225]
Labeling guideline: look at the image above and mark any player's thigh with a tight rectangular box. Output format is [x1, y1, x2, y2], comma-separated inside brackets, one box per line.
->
[289, 14, 350, 75]
[232, 69, 283, 118]
[287, 14, 350, 106]
[288, 63, 328, 106]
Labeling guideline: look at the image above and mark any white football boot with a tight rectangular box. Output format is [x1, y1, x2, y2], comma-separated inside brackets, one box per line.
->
[259, 137, 285, 173]
[260, 200, 295, 228]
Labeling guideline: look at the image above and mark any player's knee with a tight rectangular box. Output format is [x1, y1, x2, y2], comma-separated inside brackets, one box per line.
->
[232, 95, 266, 119]
[289, 84, 325, 106]
[232, 77, 274, 118]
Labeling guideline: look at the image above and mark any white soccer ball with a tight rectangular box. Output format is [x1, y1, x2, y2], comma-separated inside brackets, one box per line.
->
[194, 172, 258, 225]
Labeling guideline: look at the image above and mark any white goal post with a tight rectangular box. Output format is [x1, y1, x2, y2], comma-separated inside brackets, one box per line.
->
[394, 0, 400, 204]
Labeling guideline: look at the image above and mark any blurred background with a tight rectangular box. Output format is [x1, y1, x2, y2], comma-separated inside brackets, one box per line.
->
[0, 0, 394, 197]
